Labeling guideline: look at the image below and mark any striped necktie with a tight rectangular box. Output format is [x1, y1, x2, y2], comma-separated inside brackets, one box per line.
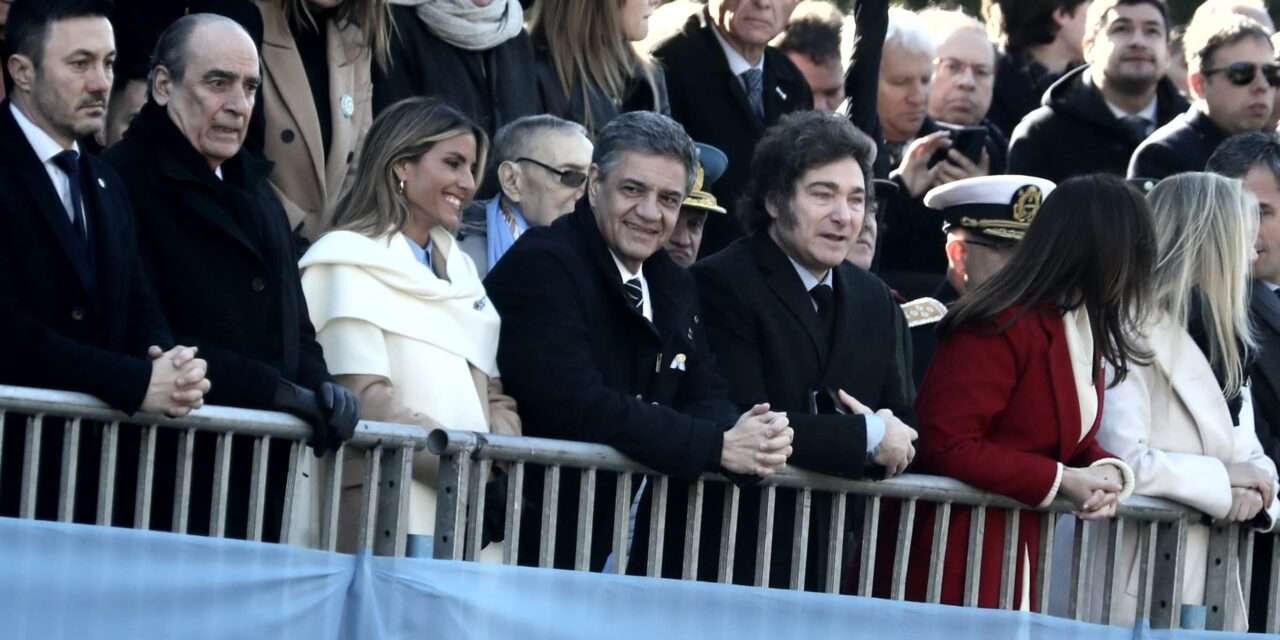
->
[623, 277, 644, 312]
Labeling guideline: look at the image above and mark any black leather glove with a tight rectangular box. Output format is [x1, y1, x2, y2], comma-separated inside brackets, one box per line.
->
[272, 380, 359, 453]
[318, 381, 359, 444]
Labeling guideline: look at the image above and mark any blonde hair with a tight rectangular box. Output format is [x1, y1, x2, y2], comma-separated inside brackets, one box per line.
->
[1147, 173, 1258, 396]
[329, 98, 488, 238]
[529, 0, 660, 134]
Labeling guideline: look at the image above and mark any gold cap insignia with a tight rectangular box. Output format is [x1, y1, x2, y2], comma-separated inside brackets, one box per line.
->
[1011, 185, 1042, 224]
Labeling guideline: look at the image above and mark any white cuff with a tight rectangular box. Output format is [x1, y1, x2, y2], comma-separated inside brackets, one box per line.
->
[1038, 463, 1064, 508]
[1090, 458, 1136, 502]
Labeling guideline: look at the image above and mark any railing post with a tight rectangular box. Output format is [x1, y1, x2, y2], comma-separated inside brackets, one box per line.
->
[1150, 518, 1187, 629]
[1205, 522, 1241, 630]
[374, 444, 414, 557]
[433, 451, 472, 561]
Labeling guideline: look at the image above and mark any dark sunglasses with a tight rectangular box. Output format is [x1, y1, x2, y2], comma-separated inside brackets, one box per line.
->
[1203, 62, 1280, 88]
[515, 157, 588, 188]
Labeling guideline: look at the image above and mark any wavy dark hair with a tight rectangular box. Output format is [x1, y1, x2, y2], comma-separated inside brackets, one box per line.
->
[938, 174, 1156, 385]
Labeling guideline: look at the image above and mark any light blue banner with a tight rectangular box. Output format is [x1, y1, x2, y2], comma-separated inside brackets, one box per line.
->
[0, 517, 1272, 639]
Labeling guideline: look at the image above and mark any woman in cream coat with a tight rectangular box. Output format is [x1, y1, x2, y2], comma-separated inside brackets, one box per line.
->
[1096, 173, 1280, 629]
[299, 98, 520, 557]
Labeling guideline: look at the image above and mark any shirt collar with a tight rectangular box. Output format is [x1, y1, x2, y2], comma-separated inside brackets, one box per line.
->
[711, 22, 763, 77]
[10, 102, 78, 162]
[609, 249, 645, 284]
[785, 253, 831, 292]
[1104, 95, 1158, 124]
[404, 235, 434, 269]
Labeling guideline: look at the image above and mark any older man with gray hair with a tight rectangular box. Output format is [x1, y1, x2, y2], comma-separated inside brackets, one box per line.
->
[485, 111, 794, 578]
[105, 13, 356, 542]
[459, 114, 593, 276]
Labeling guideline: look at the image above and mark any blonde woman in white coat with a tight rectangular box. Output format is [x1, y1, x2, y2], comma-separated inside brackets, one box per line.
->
[299, 98, 520, 558]
[1096, 173, 1279, 629]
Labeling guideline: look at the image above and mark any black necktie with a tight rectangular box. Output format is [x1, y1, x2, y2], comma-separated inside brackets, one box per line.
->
[51, 149, 87, 240]
[624, 277, 644, 313]
[1120, 115, 1150, 142]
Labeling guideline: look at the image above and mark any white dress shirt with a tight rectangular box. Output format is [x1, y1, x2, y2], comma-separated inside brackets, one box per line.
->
[1105, 96, 1159, 135]
[610, 250, 653, 321]
[10, 102, 80, 225]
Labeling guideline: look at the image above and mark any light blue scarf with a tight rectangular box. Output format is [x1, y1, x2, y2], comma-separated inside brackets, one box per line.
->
[486, 197, 528, 270]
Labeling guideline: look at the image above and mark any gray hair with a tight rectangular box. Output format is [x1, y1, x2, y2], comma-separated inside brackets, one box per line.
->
[147, 13, 248, 100]
[885, 7, 937, 59]
[491, 114, 589, 166]
[1207, 132, 1280, 180]
[593, 111, 697, 194]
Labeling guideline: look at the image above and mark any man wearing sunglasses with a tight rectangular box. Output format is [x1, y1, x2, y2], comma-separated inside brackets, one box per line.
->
[459, 114, 593, 277]
[1129, 12, 1276, 180]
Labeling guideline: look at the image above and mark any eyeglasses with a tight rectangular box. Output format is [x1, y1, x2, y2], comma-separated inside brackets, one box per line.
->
[935, 57, 995, 82]
[515, 157, 588, 188]
[1203, 62, 1280, 88]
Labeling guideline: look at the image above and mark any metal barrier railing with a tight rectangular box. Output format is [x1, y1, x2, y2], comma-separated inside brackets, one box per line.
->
[429, 428, 1280, 632]
[0, 384, 429, 556]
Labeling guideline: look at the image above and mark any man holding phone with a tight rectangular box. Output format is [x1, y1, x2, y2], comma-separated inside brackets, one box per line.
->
[1009, 0, 1186, 183]
[921, 8, 1009, 173]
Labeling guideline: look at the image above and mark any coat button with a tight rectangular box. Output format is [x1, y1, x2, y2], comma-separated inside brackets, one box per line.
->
[281, 129, 295, 143]
[251, 277, 266, 292]
[70, 307, 85, 321]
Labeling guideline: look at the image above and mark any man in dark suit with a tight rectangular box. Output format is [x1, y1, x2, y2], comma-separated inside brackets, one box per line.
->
[485, 111, 795, 577]
[1008, 0, 1185, 184]
[1207, 132, 1280, 632]
[0, 0, 209, 522]
[105, 14, 357, 541]
[652, 0, 813, 258]
[1130, 12, 1274, 180]
[692, 111, 917, 588]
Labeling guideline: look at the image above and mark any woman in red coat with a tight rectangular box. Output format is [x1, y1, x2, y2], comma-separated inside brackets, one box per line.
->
[905, 174, 1153, 610]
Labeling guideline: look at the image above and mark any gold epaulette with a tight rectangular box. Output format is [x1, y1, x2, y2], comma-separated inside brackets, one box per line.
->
[901, 297, 947, 328]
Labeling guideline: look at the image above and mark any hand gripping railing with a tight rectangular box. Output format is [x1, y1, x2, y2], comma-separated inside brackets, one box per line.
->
[429, 428, 1280, 632]
[0, 384, 429, 556]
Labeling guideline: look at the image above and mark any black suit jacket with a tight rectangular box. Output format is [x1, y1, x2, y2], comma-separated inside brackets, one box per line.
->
[692, 232, 915, 587]
[1127, 107, 1229, 181]
[485, 204, 739, 573]
[653, 9, 813, 258]
[105, 102, 333, 411]
[1249, 280, 1280, 466]
[0, 100, 172, 412]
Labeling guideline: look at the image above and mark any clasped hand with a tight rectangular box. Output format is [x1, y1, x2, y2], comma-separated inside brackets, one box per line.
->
[1224, 463, 1275, 523]
[838, 389, 917, 477]
[143, 345, 210, 417]
[1060, 466, 1123, 520]
[721, 403, 793, 477]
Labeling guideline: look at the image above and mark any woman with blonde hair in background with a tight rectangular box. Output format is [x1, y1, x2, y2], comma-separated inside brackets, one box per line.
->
[530, 0, 669, 136]
[253, 0, 390, 241]
[299, 98, 520, 558]
[1095, 172, 1279, 629]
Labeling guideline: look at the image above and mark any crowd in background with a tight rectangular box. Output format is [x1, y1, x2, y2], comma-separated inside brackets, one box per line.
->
[3, 0, 1280, 632]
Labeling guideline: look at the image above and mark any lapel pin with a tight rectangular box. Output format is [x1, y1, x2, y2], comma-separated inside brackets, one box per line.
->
[98, 178, 106, 189]
[775, 86, 787, 101]
[473, 297, 486, 311]
[340, 95, 355, 119]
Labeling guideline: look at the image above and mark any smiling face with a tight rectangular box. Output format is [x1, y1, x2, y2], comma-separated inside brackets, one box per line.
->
[589, 151, 689, 273]
[397, 132, 479, 235]
[767, 157, 866, 277]
[152, 22, 260, 169]
[1086, 3, 1169, 94]
[9, 16, 115, 147]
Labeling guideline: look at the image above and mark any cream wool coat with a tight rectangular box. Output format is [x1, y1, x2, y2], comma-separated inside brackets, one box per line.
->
[1095, 314, 1279, 629]
[299, 227, 519, 555]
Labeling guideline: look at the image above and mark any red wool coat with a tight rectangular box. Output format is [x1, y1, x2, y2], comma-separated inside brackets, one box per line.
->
[903, 304, 1118, 609]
